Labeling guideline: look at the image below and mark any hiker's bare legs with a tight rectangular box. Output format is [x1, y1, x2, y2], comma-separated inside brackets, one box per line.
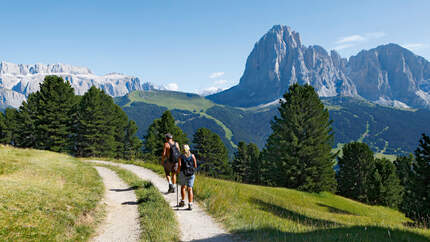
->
[187, 187, 193, 203]
[171, 172, 176, 184]
[165, 173, 171, 183]
[181, 185, 186, 200]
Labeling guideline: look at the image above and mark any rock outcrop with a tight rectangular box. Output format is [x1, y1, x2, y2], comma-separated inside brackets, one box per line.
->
[208, 25, 430, 109]
[0, 62, 151, 108]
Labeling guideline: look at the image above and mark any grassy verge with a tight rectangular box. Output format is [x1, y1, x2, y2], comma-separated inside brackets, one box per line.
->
[95, 163, 179, 242]
[0, 145, 104, 241]
[193, 176, 430, 241]
[101, 158, 430, 242]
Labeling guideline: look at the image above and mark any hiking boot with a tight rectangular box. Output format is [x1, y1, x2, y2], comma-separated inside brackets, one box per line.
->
[168, 184, 174, 193]
[179, 200, 185, 207]
[187, 203, 193, 211]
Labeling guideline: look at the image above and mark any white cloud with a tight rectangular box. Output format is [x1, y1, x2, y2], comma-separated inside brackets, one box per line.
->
[164, 82, 179, 91]
[334, 44, 355, 51]
[214, 79, 228, 85]
[209, 72, 224, 79]
[402, 43, 428, 51]
[335, 35, 366, 44]
[198, 86, 227, 96]
[333, 32, 386, 50]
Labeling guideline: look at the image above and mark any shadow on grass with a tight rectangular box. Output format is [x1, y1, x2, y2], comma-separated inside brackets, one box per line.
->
[232, 226, 429, 242]
[251, 198, 340, 227]
[110, 186, 139, 192]
[316, 203, 356, 215]
[121, 198, 150, 205]
[190, 234, 234, 242]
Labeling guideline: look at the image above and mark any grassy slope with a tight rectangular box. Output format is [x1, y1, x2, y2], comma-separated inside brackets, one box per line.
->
[126, 90, 237, 148]
[0, 145, 104, 241]
[120, 160, 430, 242]
[95, 164, 179, 242]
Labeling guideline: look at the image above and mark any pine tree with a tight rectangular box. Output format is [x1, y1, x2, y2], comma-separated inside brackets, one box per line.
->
[110, 104, 129, 158]
[373, 158, 404, 208]
[1, 108, 18, 145]
[337, 142, 376, 203]
[232, 141, 249, 182]
[232, 141, 262, 184]
[31, 76, 78, 153]
[14, 95, 38, 148]
[247, 143, 262, 184]
[262, 83, 336, 192]
[394, 155, 415, 213]
[0, 111, 7, 144]
[192, 128, 232, 178]
[76, 86, 116, 157]
[144, 110, 188, 156]
[406, 134, 430, 224]
[124, 120, 143, 159]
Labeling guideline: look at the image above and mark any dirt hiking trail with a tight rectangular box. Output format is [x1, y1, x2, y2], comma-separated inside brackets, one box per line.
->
[90, 160, 234, 242]
[92, 166, 141, 242]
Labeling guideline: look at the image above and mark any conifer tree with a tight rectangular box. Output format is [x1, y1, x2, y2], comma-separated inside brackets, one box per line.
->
[232, 141, 249, 182]
[110, 104, 129, 158]
[337, 142, 376, 203]
[232, 141, 261, 183]
[247, 143, 262, 184]
[76, 86, 116, 157]
[394, 155, 415, 213]
[262, 83, 336, 192]
[31, 76, 78, 153]
[0, 111, 7, 144]
[1, 108, 18, 145]
[124, 120, 143, 159]
[192, 128, 232, 178]
[373, 158, 404, 208]
[405, 133, 430, 224]
[144, 110, 188, 156]
[14, 95, 38, 148]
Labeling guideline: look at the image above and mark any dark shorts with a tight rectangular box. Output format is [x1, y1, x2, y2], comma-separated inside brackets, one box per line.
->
[163, 161, 178, 174]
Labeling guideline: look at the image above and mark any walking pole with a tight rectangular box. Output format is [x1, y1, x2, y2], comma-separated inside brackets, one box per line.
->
[176, 181, 179, 210]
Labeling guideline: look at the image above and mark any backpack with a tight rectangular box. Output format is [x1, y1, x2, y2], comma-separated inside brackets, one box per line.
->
[182, 154, 196, 177]
[169, 142, 181, 163]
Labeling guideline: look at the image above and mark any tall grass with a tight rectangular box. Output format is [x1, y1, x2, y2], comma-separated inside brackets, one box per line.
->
[193, 176, 430, 241]
[113, 159, 430, 241]
[0, 145, 104, 241]
[97, 164, 180, 242]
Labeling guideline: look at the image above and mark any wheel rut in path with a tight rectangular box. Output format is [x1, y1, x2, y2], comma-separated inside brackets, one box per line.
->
[90, 160, 234, 242]
[92, 166, 141, 242]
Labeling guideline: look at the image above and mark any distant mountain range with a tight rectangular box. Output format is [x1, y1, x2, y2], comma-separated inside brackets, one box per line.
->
[0, 61, 153, 108]
[208, 25, 430, 109]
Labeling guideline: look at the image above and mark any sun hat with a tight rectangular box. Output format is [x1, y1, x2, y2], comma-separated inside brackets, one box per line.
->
[165, 133, 173, 139]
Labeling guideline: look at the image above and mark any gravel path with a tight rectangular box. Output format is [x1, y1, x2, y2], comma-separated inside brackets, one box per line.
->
[90, 160, 234, 242]
[92, 166, 141, 242]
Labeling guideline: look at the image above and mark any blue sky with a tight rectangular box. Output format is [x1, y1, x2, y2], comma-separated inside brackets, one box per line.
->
[1, 0, 429, 93]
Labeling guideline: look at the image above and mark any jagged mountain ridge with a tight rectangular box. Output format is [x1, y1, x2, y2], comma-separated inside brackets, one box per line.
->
[208, 25, 430, 109]
[0, 61, 152, 108]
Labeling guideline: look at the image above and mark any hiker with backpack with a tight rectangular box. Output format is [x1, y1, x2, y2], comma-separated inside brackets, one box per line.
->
[161, 133, 181, 193]
[177, 144, 197, 210]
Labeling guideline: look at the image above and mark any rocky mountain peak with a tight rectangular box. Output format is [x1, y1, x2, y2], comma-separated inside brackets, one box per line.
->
[208, 26, 430, 109]
[208, 25, 358, 107]
[0, 61, 151, 108]
[0, 61, 93, 76]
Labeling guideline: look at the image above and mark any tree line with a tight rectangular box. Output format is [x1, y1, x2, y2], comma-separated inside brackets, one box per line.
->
[144, 83, 430, 226]
[1, 77, 428, 225]
[0, 76, 142, 159]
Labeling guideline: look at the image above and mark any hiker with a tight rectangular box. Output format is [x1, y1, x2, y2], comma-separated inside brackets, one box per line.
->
[161, 133, 181, 193]
[177, 144, 197, 210]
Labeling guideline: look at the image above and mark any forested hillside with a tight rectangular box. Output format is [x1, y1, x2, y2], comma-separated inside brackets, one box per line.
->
[116, 90, 430, 156]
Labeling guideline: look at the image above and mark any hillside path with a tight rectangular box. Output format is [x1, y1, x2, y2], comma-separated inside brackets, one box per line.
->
[90, 160, 234, 242]
[92, 166, 141, 242]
